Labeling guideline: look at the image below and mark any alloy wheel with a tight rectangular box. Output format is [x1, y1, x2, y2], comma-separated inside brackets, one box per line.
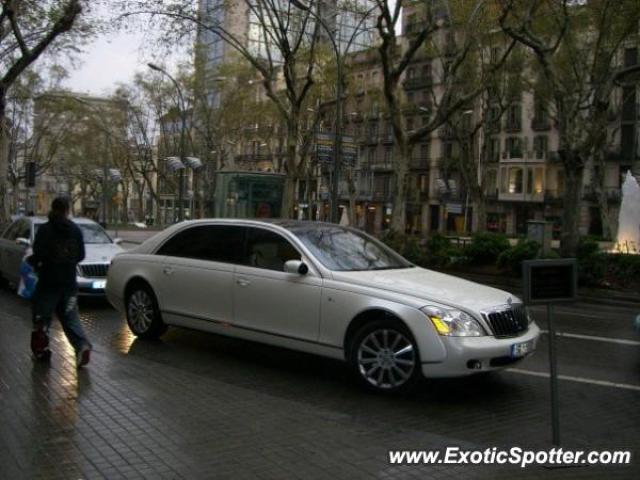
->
[128, 290, 154, 333]
[356, 328, 416, 390]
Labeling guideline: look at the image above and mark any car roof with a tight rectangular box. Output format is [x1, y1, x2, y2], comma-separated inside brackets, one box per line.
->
[179, 218, 349, 232]
[28, 216, 99, 225]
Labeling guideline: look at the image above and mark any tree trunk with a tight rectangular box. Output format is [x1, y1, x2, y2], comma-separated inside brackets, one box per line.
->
[391, 141, 410, 232]
[560, 153, 583, 257]
[473, 192, 487, 234]
[0, 99, 9, 222]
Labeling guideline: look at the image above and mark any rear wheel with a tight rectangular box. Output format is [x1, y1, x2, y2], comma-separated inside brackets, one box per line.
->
[125, 283, 167, 339]
[348, 319, 421, 394]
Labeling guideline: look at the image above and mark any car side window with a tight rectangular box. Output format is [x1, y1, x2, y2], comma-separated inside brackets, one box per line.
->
[18, 222, 30, 240]
[3, 221, 20, 240]
[243, 228, 300, 272]
[156, 225, 245, 264]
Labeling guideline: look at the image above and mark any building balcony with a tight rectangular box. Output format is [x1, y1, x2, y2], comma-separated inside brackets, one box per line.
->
[370, 161, 393, 171]
[402, 76, 433, 90]
[544, 189, 563, 204]
[583, 187, 621, 203]
[372, 189, 394, 201]
[365, 134, 379, 145]
[531, 117, 551, 131]
[504, 120, 522, 133]
[498, 191, 544, 203]
[404, 22, 422, 36]
[381, 133, 394, 144]
[403, 102, 432, 115]
[234, 154, 273, 163]
[409, 156, 429, 169]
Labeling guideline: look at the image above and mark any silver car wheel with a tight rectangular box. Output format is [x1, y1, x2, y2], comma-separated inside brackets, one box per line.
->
[128, 290, 154, 333]
[357, 328, 416, 389]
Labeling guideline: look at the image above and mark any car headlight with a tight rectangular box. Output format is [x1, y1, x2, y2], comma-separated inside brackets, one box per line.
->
[421, 306, 485, 337]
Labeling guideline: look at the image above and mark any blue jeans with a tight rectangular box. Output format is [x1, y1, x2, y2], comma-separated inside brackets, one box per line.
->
[32, 287, 92, 353]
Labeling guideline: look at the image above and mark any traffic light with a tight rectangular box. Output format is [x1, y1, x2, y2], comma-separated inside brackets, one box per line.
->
[25, 162, 36, 187]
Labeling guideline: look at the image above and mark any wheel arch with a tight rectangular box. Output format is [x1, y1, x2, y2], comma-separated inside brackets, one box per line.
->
[124, 275, 155, 302]
[343, 308, 412, 360]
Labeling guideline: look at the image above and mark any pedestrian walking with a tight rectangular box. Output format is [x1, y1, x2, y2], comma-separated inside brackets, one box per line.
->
[29, 197, 92, 367]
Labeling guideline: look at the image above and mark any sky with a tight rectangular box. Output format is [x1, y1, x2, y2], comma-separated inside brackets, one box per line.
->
[63, 30, 147, 96]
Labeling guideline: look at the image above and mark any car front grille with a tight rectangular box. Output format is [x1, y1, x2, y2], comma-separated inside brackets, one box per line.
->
[484, 305, 529, 338]
[80, 264, 109, 278]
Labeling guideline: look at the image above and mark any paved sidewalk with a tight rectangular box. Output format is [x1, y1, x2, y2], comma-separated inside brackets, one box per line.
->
[1, 292, 638, 479]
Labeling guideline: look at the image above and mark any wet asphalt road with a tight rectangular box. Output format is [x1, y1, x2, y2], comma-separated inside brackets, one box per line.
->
[0, 271, 639, 478]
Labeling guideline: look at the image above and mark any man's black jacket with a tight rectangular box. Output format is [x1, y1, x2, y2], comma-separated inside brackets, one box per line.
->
[31, 215, 85, 289]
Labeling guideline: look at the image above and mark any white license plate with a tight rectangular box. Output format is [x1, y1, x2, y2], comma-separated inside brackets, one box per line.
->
[511, 340, 534, 358]
[92, 280, 106, 289]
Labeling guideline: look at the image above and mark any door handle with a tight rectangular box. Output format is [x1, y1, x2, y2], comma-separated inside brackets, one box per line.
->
[236, 278, 250, 287]
[162, 266, 175, 275]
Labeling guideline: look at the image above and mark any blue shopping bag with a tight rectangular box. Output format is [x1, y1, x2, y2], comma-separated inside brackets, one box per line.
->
[18, 257, 38, 300]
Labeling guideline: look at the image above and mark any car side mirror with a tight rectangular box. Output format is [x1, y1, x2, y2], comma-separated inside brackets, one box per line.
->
[16, 237, 30, 247]
[113, 238, 123, 245]
[284, 259, 309, 275]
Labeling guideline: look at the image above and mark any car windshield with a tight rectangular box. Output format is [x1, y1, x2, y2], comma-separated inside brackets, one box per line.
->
[79, 224, 112, 244]
[34, 222, 112, 244]
[291, 226, 413, 272]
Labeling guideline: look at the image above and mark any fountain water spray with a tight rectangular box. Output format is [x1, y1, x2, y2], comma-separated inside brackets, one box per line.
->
[614, 170, 640, 254]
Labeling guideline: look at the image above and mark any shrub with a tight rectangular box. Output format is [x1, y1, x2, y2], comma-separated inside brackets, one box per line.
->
[379, 230, 425, 265]
[463, 232, 511, 265]
[424, 233, 458, 267]
[497, 240, 541, 275]
[576, 238, 606, 286]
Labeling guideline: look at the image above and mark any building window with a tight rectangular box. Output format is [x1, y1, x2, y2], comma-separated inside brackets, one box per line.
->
[621, 124, 635, 160]
[557, 170, 565, 195]
[624, 47, 638, 67]
[384, 146, 393, 163]
[486, 169, 497, 195]
[506, 137, 523, 158]
[533, 136, 548, 159]
[506, 103, 522, 131]
[622, 86, 636, 121]
[488, 137, 500, 162]
[533, 167, 544, 193]
[508, 167, 523, 193]
[420, 143, 430, 160]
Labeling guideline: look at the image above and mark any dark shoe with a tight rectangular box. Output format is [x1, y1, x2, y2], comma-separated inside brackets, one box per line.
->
[76, 345, 91, 368]
[31, 329, 50, 360]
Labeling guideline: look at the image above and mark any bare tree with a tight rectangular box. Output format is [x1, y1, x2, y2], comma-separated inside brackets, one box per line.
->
[0, 0, 87, 220]
[373, 0, 515, 233]
[121, 0, 331, 217]
[499, 0, 640, 253]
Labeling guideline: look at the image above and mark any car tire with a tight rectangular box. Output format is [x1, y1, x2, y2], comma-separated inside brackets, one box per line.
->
[125, 283, 167, 339]
[348, 319, 421, 394]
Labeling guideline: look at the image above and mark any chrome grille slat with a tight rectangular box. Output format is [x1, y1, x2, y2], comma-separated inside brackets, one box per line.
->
[80, 264, 109, 278]
[485, 305, 528, 338]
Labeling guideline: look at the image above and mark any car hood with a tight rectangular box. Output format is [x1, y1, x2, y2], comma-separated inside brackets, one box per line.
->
[81, 243, 124, 264]
[331, 267, 517, 313]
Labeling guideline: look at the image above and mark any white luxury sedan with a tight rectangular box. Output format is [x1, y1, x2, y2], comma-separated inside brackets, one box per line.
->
[106, 219, 540, 393]
[0, 216, 124, 296]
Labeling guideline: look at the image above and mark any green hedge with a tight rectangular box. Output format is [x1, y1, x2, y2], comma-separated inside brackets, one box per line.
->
[497, 240, 541, 275]
[463, 233, 511, 265]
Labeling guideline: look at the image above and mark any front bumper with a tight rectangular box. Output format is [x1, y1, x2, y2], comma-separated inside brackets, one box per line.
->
[76, 277, 108, 297]
[421, 322, 540, 378]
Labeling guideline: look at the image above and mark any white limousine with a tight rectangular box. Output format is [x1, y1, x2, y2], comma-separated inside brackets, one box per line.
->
[106, 219, 539, 393]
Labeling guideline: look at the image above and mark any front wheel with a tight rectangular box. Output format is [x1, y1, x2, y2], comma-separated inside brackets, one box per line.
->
[348, 319, 421, 394]
[125, 283, 167, 339]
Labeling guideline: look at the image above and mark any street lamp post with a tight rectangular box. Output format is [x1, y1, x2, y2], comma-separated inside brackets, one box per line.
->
[148, 63, 188, 222]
